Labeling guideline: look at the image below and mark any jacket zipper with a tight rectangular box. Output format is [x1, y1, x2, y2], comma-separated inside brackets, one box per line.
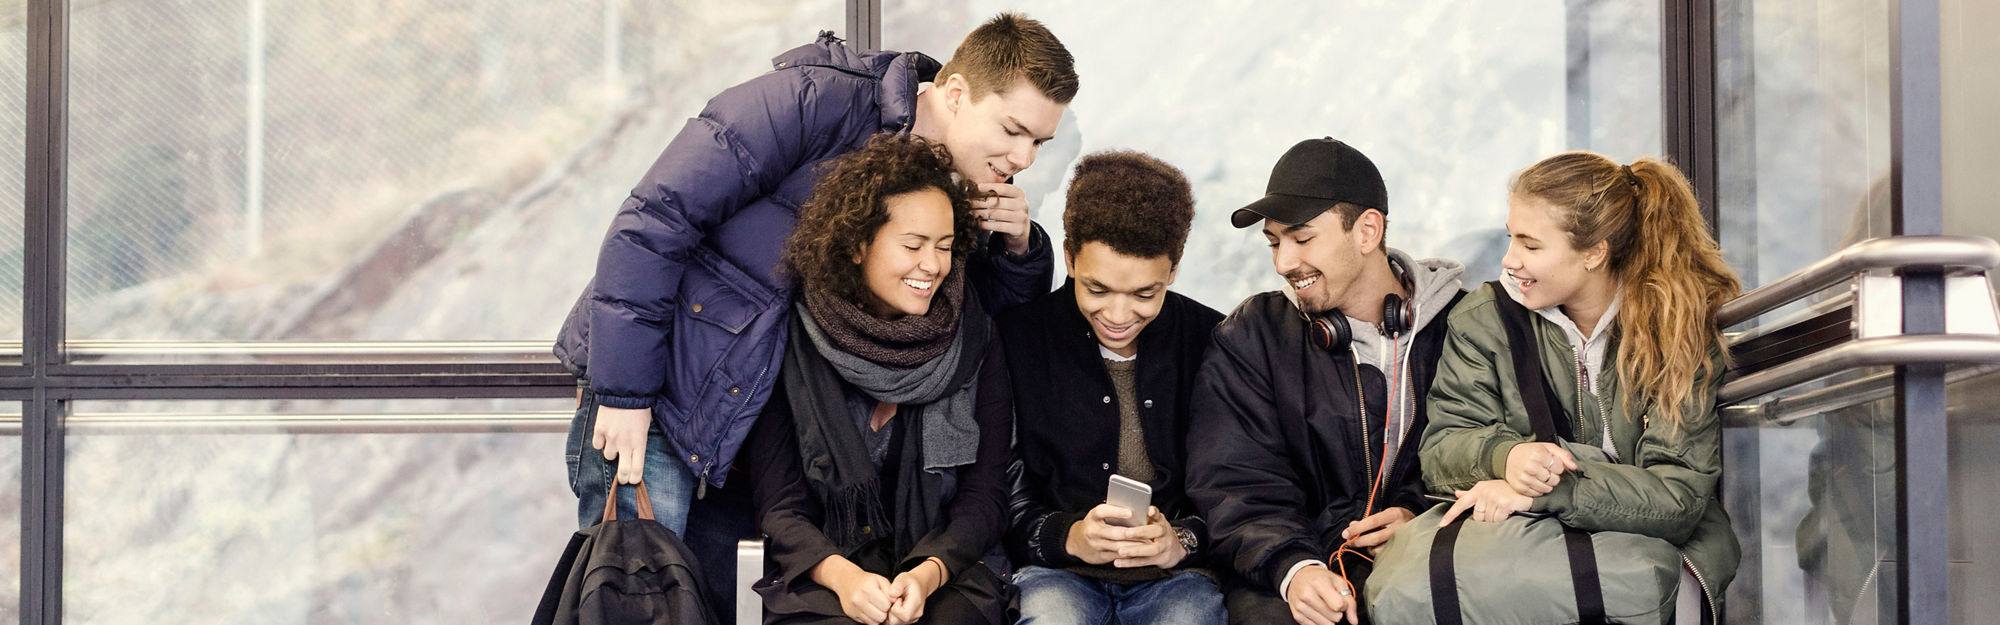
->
[1381, 359, 1417, 482]
[1577, 333, 1703, 620]
[1353, 362, 1374, 494]
[698, 361, 773, 500]
[1681, 554, 1718, 624]
[1571, 345, 1615, 459]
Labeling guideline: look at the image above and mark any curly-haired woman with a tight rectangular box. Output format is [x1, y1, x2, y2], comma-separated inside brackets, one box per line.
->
[747, 134, 1018, 625]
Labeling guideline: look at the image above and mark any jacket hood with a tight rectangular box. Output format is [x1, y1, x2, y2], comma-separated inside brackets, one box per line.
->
[1390, 247, 1466, 335]
[772, 31, 942, 133]
[1342, 249, 1463, 390]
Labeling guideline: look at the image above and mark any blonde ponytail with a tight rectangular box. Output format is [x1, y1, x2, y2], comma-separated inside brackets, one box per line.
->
[1511, 153, 1742, 428]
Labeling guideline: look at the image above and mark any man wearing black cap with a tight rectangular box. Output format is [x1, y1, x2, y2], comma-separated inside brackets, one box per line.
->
[1184, 138, 1466, 625]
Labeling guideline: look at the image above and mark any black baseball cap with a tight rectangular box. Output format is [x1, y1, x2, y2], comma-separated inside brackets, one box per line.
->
[1231, 137, 1388, 228]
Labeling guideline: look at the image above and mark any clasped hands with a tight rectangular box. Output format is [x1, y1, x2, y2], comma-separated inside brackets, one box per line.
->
[1438, 441, 1579, 526]
[813, 555, 949, 625]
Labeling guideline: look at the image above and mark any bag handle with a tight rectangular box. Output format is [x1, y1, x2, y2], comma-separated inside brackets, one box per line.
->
[1427, 282, 1607, 625]
[602, 480, 656, 523]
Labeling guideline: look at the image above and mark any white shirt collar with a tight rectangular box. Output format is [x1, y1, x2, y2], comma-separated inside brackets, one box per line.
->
[1098, 343, 1137, 362]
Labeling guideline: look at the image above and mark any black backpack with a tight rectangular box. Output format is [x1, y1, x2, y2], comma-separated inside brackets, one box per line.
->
[532, 483, 721, 625]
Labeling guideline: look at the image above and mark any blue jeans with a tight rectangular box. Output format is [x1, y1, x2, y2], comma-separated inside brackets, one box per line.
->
[1015, 566, 1227, 625]
[565, 382, 697, 534]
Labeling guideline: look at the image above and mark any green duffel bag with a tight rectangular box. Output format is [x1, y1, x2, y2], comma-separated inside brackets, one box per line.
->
[1363, 282, 1683, 624]
[1363, 484, 1683, 624]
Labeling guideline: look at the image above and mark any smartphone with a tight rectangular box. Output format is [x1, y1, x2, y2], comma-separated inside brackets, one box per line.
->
[1105, 474, 1153, 528]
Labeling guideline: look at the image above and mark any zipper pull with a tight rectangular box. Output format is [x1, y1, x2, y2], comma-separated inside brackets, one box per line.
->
[697, 467, 711, 500]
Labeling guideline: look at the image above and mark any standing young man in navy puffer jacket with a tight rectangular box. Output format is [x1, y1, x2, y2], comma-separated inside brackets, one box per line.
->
[552, 11, 1078, 616]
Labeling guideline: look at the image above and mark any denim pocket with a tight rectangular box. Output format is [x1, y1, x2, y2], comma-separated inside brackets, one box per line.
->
[565, 385, 596, 498]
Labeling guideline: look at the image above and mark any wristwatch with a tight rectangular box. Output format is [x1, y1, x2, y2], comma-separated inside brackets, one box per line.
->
[1175, 526, 1199, 557]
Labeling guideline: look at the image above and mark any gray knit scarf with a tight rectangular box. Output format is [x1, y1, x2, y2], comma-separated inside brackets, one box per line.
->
[794, 303, 985, 471]
[785, 291, 989, 552]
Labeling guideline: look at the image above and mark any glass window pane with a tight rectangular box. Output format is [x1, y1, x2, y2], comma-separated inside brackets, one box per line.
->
[3, 1, 24, 346]
[64, 398, 569, 622]
[1943, 365, 2000, 622]
[1721, 366, 1898, 625]
[1942, 0, 2000, 292]
[886, 0, 1662, 308]
[1723, 363, 2000, 624]
[1715, 0, 1893, 298]
[66, 0, 841, 341]
[1940, 2, 2000, 617]
[0, 404, 18, 620]
[1712, 5, 1906, 621]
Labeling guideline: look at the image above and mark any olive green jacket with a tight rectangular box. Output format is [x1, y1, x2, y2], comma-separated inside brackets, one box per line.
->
[1419, 283, 1740, 611]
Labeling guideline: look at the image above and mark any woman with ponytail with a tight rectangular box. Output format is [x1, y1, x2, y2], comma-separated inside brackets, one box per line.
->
[1418, 152, 1742, 622]
[746, 134, 1017, 625]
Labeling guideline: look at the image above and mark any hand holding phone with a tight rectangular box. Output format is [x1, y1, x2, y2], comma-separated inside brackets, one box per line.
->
[1105, 474, 1153, 528]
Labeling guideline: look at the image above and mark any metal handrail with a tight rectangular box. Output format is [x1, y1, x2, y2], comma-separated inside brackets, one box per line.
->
[67, 340, 556, 358]
[1722, 363, 2000, 427]
[1717, 235, 2000, 328]
[0, 411, 571, 436]
[1717, 335, 2000, 405]
[0, 341, 562, 363]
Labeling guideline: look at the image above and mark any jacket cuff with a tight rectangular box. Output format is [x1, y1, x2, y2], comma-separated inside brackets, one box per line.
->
[1487, 439, 1521, 481]
[1262, 545, 1323, 592]
[1398, 500, 1431, 519]
[1029, 510, 1087, 568]
[592, 392, 655, 410]
[1169, 515, 1208, 562]
[1530, 472, 1577, 514]
[780, 545, 845, 590]
[997, 221, 1050, 261]
[1279, 559, 1329, 601]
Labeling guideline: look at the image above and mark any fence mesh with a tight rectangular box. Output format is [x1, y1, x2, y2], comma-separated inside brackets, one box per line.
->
[63, 0, 612, 306]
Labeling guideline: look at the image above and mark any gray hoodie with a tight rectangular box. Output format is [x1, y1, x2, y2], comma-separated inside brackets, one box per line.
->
[1343, 248, 1465, 475]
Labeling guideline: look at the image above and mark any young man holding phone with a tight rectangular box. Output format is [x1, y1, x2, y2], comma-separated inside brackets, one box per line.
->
[999, 151, 1226, 625]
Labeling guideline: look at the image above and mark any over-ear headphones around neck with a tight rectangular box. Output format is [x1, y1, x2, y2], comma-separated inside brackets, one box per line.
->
[1305, 259, 1417, 352]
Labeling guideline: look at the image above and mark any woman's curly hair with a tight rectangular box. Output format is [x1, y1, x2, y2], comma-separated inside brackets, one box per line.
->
[783, 134, 983, 299]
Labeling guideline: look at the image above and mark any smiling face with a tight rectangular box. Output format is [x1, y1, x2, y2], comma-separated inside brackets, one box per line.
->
[936, 76, 1065, 184]
[1263, 209, 1371, 315]
[1066, 241, 1176, 358]
[1502, 193, 1607, 311]
[855, 187, 957, 319]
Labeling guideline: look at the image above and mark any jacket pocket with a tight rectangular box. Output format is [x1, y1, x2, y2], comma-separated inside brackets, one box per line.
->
[661, 246, 780, 446]
[678, 246, 774, 335]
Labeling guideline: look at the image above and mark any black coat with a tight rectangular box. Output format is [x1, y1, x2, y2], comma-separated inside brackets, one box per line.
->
[998, 280, 1225, 572]
[745, 333, 1016, 624]
[1184, 290, 1463, 592]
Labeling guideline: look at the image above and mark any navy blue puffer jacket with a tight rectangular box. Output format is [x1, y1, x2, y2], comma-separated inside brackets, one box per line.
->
[554, 33, 1054, 489]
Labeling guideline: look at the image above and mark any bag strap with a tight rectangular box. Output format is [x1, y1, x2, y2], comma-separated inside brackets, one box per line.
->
[1564, 527, 1608, 623]
[1490, 281, 1570, 444]
[1427, 283, 1608, 625]
[601, 480, 656, 523]
[1428, 517, 1467, 625]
